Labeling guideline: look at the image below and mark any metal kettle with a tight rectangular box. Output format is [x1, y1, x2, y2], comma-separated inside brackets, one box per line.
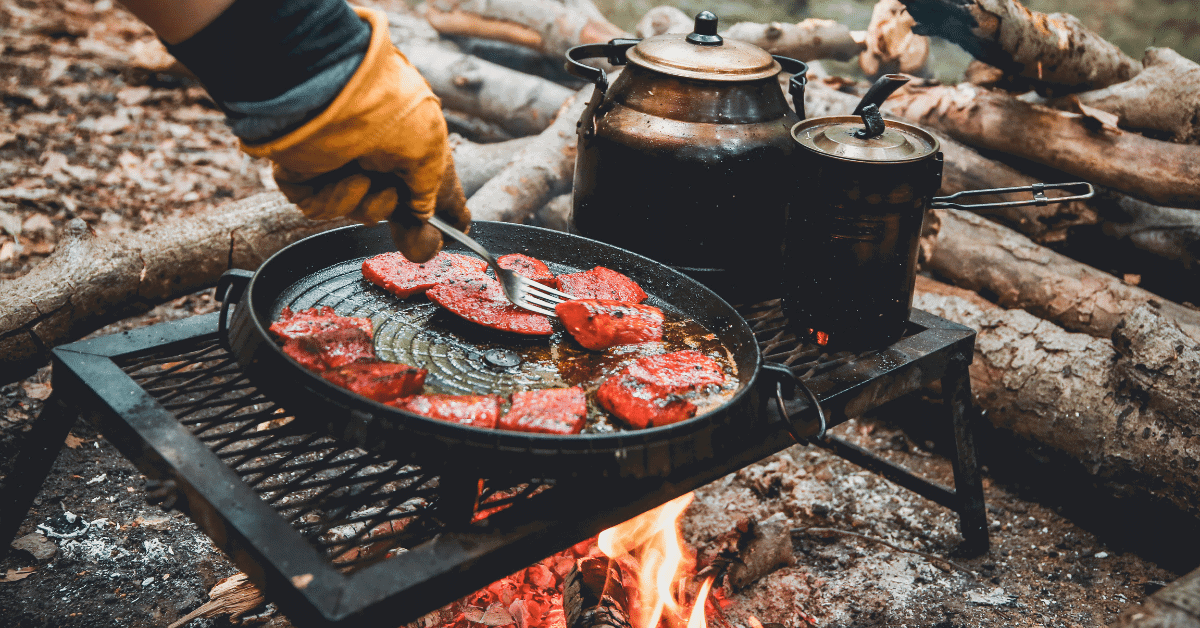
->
[565, 11, 808, 303]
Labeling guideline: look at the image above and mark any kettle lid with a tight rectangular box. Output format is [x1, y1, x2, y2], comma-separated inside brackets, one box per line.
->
[790, 116, 940, 163]
[625, 11, 781, 82]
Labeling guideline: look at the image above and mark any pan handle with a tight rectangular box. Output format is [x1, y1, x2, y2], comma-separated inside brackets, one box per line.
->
[761, 362, 827, 442]
[216, 269, 254, 346]
[930, 181, 1095, 210]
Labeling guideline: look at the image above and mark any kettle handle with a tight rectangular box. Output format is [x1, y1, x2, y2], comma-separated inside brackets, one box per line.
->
[773, 56, 808, 119]
[564, 39, 641, 96]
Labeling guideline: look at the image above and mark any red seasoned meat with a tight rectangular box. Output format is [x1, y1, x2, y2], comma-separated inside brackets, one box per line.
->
[596, 350, 725, 429]
[363, 250, 488, 299]
[555, 266, 647, 304]
[269, 306, 372, 340]
[322, 359, 427, 402]
[282, 327, 376, 371]
[555, 299, 664, 350]
[391, 394, 503, 428]
[426, 275, 553, 336]
[497, 253, 555, 286]
[499, 387, 587, 435]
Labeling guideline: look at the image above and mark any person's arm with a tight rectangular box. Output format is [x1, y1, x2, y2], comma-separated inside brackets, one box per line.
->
[117, 0, 468, 262]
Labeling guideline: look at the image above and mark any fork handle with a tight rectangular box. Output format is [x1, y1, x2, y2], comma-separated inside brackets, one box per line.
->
[426, 216, 505, 276]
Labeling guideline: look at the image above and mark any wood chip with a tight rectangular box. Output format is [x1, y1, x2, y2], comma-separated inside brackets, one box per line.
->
[21, 381, 51, 400]
[64, 433, 85, 448]
[1, 567, 36, 582]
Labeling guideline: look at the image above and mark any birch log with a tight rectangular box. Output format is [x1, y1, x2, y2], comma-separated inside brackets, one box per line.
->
[424, 0, 625, 59]
[914, 277, 1200, 518]
[898, 0, 1140, 92]
[920, 208, 1200, 342]
[885, 82, 1200, 209]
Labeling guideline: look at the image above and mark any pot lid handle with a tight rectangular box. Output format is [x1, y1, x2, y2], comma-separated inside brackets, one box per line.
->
[852, 74, 910, 140]
[686, 11, 723, 46]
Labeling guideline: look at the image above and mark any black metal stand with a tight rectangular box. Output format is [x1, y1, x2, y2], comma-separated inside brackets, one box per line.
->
[0, 307, 988, 626]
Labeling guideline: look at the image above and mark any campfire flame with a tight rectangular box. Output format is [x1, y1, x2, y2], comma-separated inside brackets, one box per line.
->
[597, 492, 710, 628]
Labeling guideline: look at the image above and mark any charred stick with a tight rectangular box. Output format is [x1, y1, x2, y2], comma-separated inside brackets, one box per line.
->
[564, 556, 632, 628]
[793, 526, 977, 578]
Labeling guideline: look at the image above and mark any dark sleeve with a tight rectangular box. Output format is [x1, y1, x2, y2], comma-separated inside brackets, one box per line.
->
[164, 0, 371, 105]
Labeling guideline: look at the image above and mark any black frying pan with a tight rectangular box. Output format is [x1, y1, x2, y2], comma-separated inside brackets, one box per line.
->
[217, 221, 764, 479]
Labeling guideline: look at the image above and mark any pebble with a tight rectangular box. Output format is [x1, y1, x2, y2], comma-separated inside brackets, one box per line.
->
[1094, 551, 1109, 559]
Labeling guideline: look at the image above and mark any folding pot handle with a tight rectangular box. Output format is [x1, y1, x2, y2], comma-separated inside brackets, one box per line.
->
[930, 181, 1095, 210]
[773, 55, 808, 119]
[761, 362, 827, 442]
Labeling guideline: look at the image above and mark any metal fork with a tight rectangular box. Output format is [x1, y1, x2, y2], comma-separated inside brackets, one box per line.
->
[426, 216, 575, 316]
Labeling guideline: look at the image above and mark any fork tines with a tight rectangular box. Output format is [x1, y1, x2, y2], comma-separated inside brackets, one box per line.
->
[512, 276, 573, 317]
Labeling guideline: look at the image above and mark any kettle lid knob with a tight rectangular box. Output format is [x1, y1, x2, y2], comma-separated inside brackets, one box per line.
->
[686, 11, 723, 46]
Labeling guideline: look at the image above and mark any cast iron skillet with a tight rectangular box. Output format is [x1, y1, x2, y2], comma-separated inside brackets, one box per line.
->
[216, 221, 764, 479]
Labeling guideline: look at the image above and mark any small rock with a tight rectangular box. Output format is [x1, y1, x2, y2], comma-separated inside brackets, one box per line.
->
[10, 533, 56, 561]
[1093, 551, 1109, 559]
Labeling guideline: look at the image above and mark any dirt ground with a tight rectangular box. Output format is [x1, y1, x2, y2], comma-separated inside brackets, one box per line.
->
[0, 1, 1192, 627]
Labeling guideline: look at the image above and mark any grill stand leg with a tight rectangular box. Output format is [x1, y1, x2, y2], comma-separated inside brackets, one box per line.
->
[944, 357, 989, 555]
[0, 395, 76, 547]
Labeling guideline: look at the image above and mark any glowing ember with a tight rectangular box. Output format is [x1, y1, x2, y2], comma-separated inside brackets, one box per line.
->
[597, 492, 710, 628]
[815, 331, 829, 346]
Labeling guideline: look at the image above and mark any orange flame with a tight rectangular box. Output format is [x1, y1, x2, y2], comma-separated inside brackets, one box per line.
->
[598, 492, 710, 628]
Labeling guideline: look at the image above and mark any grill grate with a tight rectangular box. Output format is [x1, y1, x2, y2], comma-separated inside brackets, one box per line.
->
[117, 339, 554, 573]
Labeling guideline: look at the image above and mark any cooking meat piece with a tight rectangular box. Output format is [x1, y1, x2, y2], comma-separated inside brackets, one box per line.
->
[555, 299, 664, 350]
[555, 266, 648, 304]
[269, 306, 373, 340]
[390, 394, 503, 428]
[499, 387, 587, 435]
[426, 275, 553, 336]
[281, 327, 376, 371]
[596, 350, 725, 429]
[363, 250, 488, 299]
[322, 359, 427, 402]
[497, 253, 555, 286]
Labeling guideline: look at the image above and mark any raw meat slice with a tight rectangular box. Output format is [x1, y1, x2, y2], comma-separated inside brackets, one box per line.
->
[269, 306, 372, 340]
[426, 275, 553, 336]
[596, 350, 725, 429]
[322, 359, 427, 402]
[555, 299, 664, 350]
[391, 394, 503, 428]
[497, 253, 555, 286]
[554, 266, 647, 304]
[499, 387, 587, 435]
[282, 327, 376, 371]
[363, 250, 488, 299]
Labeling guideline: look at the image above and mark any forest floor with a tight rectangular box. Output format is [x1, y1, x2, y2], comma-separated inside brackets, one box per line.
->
[0, 1, 1190, 627]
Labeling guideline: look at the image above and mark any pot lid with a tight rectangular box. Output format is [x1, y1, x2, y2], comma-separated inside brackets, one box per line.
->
[625, 11, 781, 82]
[790, 116, 940, 163]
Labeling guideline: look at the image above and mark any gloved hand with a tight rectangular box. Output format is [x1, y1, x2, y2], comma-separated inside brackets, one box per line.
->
[240, 7, 469, 262]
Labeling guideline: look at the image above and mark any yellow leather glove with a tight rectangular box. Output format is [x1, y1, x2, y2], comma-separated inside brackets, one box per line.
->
[241, 7, 469, 263]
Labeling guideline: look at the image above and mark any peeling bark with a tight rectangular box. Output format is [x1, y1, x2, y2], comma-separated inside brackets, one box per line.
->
[914, 277, 1200, 517]
[920, 208, 1200, 342]
[885, 82, 1200, 209]
[424, 0, 626, 59]
[0, 194, 346, 381]
[466, 87, 588, 223]
[898, 0, 1140, 92]
[1057, 48, 1200, 144]
[859, 0, 929, 77]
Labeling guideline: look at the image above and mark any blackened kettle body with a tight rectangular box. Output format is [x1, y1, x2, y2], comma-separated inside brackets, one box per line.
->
[565, 12, 807, 303]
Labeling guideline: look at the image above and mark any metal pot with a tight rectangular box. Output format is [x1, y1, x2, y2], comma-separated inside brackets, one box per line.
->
[565, 11, 808, 303]
[782, 75, 1094, 352]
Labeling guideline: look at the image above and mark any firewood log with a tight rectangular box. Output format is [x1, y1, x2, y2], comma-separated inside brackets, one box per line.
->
[424, 0, 626, 60]
[451, 134, 537, 197]
[1051, 48, 1200, 145]
[804, 81, 1098, 242]
[920, 208, 1200, 343]
[1114, 566, 1200, 627]
[721, 19, 865, 63]
[897, 0, 1140, 92]
[466, 87, 589, 223]
[564, 556, 632, 628]
[0, 195, 343, 381]
[530, 192, 572, 232]
[859, 0, 929, 77]
[634, 6, 692, 38]
[913, 276, 1200, 518]
[1091, 189, 1200, 273]
[885, 82, 1200, 209]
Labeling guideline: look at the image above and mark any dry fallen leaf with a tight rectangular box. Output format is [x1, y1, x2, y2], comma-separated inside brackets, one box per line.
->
[21, 381, 51, 400]
[64, 433, 85, 449]
[1, 567, 36, 582]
